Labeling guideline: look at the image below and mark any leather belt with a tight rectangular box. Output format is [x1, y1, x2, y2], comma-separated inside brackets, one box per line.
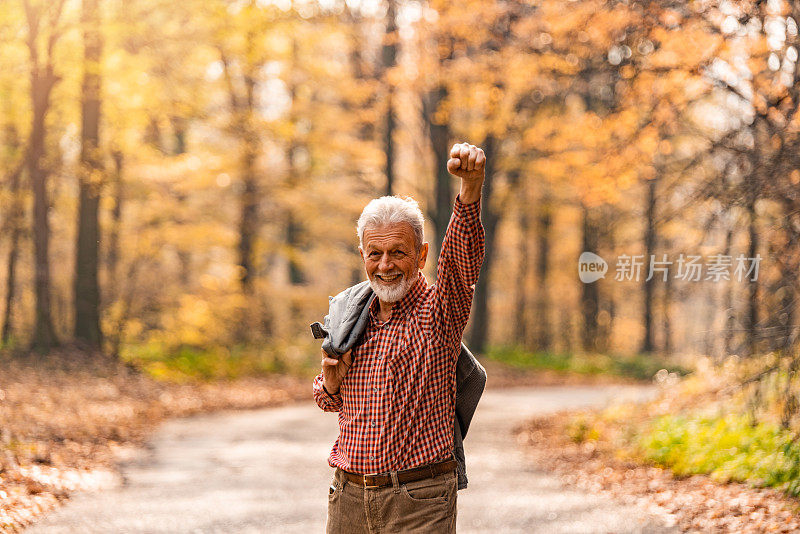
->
[340, 458, 457, 489]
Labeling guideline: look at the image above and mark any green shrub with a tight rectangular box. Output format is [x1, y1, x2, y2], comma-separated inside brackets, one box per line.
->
[486, 345, 688, 381]
[121, 341, 317, 382]
[639, 413, 800, 496]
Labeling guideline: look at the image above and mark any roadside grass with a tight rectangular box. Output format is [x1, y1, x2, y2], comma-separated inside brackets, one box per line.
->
[556, 354, 800, 500]
[121, 340, 320, 383]
[485, 345, 690, 381]
[640, 413, 800, 496]
[518, 406, 800, 531]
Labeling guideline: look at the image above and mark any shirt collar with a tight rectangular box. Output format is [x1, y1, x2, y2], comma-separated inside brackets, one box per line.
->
[369, 271, 427, 321]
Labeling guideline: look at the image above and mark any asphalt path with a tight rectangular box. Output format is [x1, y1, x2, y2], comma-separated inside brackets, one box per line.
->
[27, 385, 676, 533]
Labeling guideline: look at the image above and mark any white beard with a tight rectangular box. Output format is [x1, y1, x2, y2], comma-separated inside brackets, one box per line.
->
[369, 271, 416, 303]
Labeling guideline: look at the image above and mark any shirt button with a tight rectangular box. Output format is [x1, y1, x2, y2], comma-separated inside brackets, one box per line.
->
[370, 421, 376, 427]
[373, 387, 378, 392]
[370, 455, 375, 460]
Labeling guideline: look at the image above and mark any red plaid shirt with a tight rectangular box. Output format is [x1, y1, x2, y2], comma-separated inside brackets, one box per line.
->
[313, 195, 484, 474]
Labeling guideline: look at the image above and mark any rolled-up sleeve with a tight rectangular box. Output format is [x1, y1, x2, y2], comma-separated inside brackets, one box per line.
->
[312, 372, 343, 412]
[432, 194, 485, 345]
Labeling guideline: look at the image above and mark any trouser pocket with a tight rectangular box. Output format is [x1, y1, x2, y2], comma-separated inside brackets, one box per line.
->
[389, 472, 458, 533]
[401, 474, 455, 504]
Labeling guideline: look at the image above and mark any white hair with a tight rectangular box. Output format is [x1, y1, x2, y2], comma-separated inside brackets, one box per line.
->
[356, 196, 425, 251]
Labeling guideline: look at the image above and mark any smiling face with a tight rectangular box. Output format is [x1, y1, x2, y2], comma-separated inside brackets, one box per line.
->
[360, 222, 428, 303]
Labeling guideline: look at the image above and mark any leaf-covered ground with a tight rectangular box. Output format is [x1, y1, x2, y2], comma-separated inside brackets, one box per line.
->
[0, 348, 308, 533]
[517, 414, 800, 533]
[11, 345, 776, 533]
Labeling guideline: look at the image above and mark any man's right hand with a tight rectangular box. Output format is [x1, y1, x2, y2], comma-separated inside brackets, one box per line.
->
[447, 142, 485, 204]
[321, 348, 352, 395]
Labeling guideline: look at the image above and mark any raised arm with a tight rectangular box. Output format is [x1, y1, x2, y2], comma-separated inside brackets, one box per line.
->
[432, 142, 486, 345]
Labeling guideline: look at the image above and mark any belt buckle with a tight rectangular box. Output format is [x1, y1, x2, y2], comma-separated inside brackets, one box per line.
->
[363, 474, 380, 489]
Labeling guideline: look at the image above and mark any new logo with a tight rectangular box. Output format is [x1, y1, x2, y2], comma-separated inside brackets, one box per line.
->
[578, 252, 607, 283]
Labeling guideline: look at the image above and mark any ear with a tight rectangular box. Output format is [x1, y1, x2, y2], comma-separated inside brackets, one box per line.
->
[417, 242, 429, 269]
[359, 246, 364, 262]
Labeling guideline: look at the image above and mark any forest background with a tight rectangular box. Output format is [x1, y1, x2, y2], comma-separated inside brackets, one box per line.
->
[3, 0, 800, 522]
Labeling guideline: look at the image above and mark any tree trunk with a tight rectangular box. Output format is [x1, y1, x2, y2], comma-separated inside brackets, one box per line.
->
[533, 191, 552, 350]
[722, 228, 734, 358]
[580, 205, 599, 352]
[26, 15, 61, 353]
[514, 203, 529, 345]
[662, 238, 673, 355]
[238, 137, 258, 295]
[171, 115, 187, 155]
[345, 3, 378, 144]
[596, 211, 616, 353]
[382, 0, 397, 196]
[746, 193, 759, 356]
[286, 37, 304, 285]
[221, 42, 261, 297]
[170, 114, 191, 288]
[641, 177, 657, 353]
[107, 150, 123, 294]
[467, 134, 499, 353]
[170, 120, 192, 289]
[421, 34, 454, 264]
[105, 150, 124, 358]
[776, 201, 797, 353]
[144, 116, 163, 152]
[1, 145, 24, 347]
[218, 24, 266, 342]
[423, 84, 453, 264]
[559, 307, 573, 353]
[73, 0, 104, 350]
[2, 221, 21, 348]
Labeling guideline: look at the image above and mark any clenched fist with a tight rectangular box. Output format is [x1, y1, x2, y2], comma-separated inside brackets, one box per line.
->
[447, 142, 485, 204]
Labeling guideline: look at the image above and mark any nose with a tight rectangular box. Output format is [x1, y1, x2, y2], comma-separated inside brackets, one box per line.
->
[378, 253, 393, 272]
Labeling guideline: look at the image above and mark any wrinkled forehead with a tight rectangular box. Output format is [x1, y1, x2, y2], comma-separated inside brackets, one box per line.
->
[362, 222, 416, 250]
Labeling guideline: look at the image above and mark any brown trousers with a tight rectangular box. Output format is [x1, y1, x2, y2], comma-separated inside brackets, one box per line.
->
[326, 467, 457, 533]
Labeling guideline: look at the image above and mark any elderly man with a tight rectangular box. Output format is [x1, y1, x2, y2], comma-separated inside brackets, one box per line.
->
[312, 142, 486, 533]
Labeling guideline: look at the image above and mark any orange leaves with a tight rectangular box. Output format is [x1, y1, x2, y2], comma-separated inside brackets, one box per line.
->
[659, 9, 684, 28]
[522, 102, 654, 206]
[637, 126, 660, 158]
[647, 23, 720, 70]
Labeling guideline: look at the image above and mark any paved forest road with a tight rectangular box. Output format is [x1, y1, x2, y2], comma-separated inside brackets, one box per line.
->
[28, 385, 676, 533]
